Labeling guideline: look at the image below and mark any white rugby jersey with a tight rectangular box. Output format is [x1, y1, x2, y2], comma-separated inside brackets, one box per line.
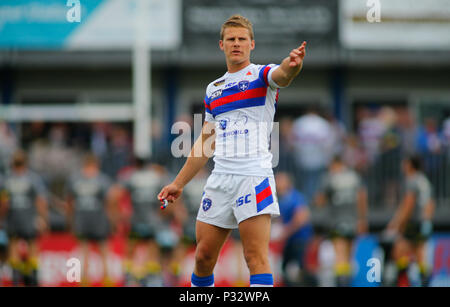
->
[204, 63, 281, 176]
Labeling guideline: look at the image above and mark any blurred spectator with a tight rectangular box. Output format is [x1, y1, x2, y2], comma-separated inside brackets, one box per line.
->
[397, 108, 417, 156]
[273, 117, 297, 176]
[324, 112, 347, 158]
[342, 134, 369, 175]
[291, 108, 334, 202]
[21, 122, 46, 150]
[357, 107, 385, 163]
[167, 114, 194, 174]
[117, 157, 167, 287]
[151, 118, 171, 166]
[178, 168, 208, 246]
[0, 121, 17, 173]
[442, 114, 450, 150]
[377, 107, 403, 208]
[102, 125, 133, 179]
[275, 171, 315, 287]
[27, 124, 80, 232]
[90, 122, 109, 162]
[416, 117, 445, 196]
[65, 153, 119, 286]
[29, 124, 80, 183]
[416, 117, 443, 156]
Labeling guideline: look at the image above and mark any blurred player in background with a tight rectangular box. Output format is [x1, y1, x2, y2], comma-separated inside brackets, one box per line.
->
[275, 171, 315, 286]
[158, 14, 306, 287]
[0, 150, 48, 286]
[117, 157, 167, 286]
[383, 155, 435, 287]
[314, 155, 368, 287]
[66, 153, 119, 286]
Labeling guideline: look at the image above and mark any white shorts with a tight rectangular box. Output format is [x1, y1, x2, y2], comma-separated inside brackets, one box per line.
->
[196, 173, 280, 229]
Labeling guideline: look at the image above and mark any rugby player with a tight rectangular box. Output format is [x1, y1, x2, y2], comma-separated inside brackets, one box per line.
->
[66, 153, 118, 286]
[158, 14, 306, 287]
[383, 155, 435, 286]
[0, 150, 48, 286]
[117, 158, 166, 286]
[314, 156, 368, 287]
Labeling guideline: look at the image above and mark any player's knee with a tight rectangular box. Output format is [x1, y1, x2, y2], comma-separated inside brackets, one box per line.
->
[195, 248, 217, 270]
[243, 249, 268, 270]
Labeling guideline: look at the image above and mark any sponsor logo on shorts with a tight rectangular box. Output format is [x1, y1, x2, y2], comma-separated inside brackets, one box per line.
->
[202, 198, 212, 211]
[236, 194, 251, 207]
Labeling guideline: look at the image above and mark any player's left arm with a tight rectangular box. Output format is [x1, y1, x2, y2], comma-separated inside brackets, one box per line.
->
[271, 41, 307, 88]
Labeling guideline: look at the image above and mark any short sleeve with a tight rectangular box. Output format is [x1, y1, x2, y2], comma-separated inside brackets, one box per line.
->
[204, 86, 215, 122]
[259, 64, 284, 89]
[405, 178, 418, 196]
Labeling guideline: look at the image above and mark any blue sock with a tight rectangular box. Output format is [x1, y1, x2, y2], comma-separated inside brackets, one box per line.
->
[250, 273, 273, 287]
[191, 273, 214, 287]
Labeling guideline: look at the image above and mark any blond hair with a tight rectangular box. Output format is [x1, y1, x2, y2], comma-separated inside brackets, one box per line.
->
[220, 14, 254, 40]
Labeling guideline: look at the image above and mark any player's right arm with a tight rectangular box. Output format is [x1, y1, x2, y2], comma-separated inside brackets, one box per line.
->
[158, 121, 215, 203]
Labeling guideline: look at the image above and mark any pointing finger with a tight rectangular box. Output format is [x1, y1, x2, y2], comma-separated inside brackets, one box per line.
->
[297, 41, 307, 50]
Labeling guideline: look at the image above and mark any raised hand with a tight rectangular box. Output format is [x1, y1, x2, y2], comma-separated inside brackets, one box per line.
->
[289, 41, 307, 67]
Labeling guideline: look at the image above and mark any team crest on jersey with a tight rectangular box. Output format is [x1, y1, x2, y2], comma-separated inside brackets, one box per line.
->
[202, 198, 212, 211]
[238, 80, 250, 92]
[214, 79, 225, 86]
[211, 89, 222, 99]
[219, 119, 228, 130]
